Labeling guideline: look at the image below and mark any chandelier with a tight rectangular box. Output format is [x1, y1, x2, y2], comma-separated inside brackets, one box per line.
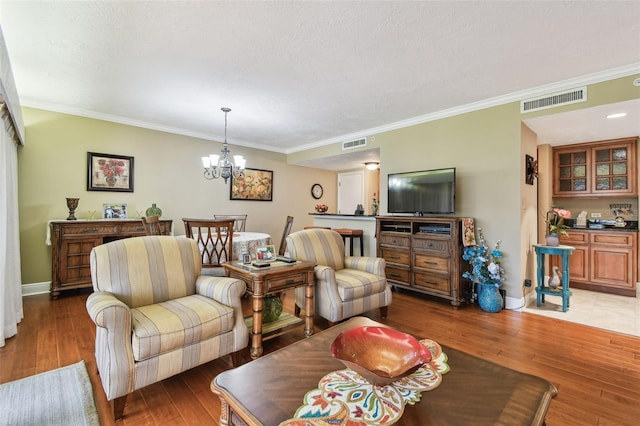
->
[201, 107, 246, 183]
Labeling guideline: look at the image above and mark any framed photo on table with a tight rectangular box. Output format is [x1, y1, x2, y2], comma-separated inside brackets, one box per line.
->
[230, 168, 273, 201]
[87, 152, 134, 192]
[102, 203, 127, 219]
[256, 245, 276, 261]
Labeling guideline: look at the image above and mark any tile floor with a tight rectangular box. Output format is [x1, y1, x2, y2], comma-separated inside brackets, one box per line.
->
[520, 287, 640, 337]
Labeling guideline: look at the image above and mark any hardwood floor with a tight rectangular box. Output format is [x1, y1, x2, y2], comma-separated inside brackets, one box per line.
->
[1, 288, 639, 425]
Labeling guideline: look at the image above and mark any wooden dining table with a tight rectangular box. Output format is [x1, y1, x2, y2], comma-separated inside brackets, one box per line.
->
[229, 232, 272, 261]
[189, 231, 272, 262]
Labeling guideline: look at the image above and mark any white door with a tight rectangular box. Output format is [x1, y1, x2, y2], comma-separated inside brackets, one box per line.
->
[338, 171, 364, 214]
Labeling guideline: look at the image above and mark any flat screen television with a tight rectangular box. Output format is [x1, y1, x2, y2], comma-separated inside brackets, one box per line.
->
[387, 167, 456, 215]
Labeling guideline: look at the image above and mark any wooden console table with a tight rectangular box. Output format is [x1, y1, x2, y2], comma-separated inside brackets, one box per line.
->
[212, 317, 557, 426]
[49, 219, 172, 298]
[223, 260, 315, 359]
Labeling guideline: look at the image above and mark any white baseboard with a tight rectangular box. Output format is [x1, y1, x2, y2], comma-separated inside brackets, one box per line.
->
[505, 295, 525, 310]
[21, 282, 50, 296]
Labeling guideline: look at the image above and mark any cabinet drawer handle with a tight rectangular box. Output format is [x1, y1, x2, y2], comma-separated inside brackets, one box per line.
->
[388, 255, 401, 260]
[285, 279, 296, 285]
[389, 273, 402, 278]
[82, 228, 99, 233]
[423, 260, 438, 265]
[421, 280, 437, 285]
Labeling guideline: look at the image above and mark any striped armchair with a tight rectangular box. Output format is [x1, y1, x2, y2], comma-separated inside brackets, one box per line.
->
[86, 236, 248, 420]
[286, 229, 391, 324]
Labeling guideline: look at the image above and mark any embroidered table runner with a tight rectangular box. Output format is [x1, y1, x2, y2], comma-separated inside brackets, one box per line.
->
[279, 339, 450, 426]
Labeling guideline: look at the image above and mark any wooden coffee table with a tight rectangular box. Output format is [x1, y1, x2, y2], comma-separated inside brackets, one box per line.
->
[223, 260, 315, 359]
[211, 317, 557, 426]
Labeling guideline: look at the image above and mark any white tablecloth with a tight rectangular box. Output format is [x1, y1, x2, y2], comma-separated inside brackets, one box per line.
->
[231, 232, 273, 260]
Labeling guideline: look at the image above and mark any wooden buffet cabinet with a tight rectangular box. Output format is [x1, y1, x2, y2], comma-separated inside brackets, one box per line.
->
[553, 229, 638, 297]
[49, 219, 173, 298]
[376, 216, 465, 307]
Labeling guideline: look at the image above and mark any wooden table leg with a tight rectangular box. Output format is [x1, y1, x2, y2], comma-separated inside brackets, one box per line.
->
[304, 271, 314, 338]
[250, 292, 263, 359]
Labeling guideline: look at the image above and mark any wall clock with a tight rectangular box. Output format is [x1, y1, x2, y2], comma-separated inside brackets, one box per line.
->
[311, 183, 323, 199]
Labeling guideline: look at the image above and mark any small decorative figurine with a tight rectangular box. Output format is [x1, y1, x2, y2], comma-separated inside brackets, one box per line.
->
[371, 193, 378, 216]
[549, 266, 561, 288]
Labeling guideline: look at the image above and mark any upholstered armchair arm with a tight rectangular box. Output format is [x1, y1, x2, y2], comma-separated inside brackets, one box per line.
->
[315, 265, 336, 284]
[85, 291, 135, 400]
[195, 276, 246, 307]
[86, 291, 131, 327]
[344, 256, 386, 276]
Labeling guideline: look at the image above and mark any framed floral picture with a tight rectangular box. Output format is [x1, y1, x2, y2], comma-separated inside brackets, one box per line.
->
[87, 152, 134, 192]
[230, 168, 273, 201]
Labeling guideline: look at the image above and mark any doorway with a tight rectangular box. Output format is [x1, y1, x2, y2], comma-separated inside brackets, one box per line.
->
[338, 171, 364, 214]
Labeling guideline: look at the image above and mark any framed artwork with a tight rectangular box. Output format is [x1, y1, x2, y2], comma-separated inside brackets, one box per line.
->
[88, 152, 134, 192]
[255, 245, 276, 261]
[230, 168, 273, 201]
[525, 154, 537, 185]
[102, 203, 128, 219]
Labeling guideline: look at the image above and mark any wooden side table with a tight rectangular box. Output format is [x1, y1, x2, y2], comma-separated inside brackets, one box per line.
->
[533, 244, 575, 312]
[223, 260, 316, 359]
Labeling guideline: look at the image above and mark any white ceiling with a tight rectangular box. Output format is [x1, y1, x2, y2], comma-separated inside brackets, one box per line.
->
[0, 1, 639, 170]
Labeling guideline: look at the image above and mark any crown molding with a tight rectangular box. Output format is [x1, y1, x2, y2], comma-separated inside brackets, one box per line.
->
[22, 62, 639, 155]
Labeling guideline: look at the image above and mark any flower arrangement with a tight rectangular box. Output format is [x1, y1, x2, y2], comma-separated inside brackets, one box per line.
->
[546, 208, 571, 236]
[462, 228, 505, 287]
[98, 159, 125, 177]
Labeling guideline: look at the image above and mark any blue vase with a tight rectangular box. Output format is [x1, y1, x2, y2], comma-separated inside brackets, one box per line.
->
[478, 282, 503, 313]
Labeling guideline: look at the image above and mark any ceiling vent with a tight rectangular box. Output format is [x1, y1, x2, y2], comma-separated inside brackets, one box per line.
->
[520, 86, 587, 113]
[342, 137, 367, 150]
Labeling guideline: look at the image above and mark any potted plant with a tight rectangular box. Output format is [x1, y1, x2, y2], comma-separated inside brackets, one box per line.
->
[545, 208, 571, 246]
[462, 228, 505, 313]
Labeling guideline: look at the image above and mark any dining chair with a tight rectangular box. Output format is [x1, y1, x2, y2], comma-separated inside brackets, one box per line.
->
[278, 215, 294, 256]
[214, 214, 247, 232]
[182, 218, 235, 276]
[141, 215, 162, 235]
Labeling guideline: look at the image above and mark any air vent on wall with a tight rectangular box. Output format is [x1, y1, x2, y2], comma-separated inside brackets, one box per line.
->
[342, 137, 367, 150]
[520, 86, 587, 113]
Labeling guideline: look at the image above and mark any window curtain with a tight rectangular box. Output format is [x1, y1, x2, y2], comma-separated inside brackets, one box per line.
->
[0, 102, 23, 347]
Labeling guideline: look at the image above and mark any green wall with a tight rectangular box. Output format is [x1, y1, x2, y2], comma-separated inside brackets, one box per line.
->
[18, 74, 640, 306]
[18, 108, 336, 285]
[287, 74, 639, 305]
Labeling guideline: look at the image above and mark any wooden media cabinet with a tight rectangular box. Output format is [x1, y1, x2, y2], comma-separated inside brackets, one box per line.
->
[376, 216, 466, 307]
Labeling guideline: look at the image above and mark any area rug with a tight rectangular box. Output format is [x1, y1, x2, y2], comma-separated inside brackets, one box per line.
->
[0, 360, 100, 426]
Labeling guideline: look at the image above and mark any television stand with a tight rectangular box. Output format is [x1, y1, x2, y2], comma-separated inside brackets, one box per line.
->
[375, 216, 467, 307]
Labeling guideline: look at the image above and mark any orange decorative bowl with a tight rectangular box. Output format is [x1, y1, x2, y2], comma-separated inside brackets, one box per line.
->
[330, 326, 431, 386]
[315, 204, 329, 213]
